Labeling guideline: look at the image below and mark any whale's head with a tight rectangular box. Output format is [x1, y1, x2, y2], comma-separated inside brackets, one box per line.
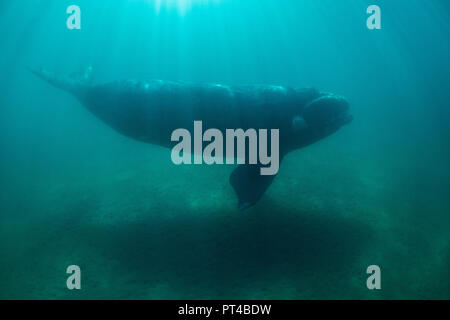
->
[292, 93, 353, 146]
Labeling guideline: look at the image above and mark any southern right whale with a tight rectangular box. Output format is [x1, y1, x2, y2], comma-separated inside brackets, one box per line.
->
[30, 67, 353, 210]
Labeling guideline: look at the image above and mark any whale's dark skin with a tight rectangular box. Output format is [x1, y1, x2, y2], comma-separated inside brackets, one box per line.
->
[30, 67, 353, 210]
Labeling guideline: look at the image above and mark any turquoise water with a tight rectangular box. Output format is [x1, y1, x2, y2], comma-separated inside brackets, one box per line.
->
[0, 0, 449, 299]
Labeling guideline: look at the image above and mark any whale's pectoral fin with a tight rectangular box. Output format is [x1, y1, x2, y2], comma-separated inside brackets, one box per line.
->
[229, 164, 277, 210]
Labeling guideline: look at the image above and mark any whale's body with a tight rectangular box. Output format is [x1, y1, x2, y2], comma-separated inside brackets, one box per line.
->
[30, 68, 352, 209]
[80, 80, 317, 147]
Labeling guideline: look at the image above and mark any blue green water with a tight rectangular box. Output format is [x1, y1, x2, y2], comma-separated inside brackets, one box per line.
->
[0, 0, 449, 299]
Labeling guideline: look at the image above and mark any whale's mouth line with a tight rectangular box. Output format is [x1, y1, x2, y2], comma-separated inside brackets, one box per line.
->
[324, 110, 353, 128]
[340, 112, 354, 125]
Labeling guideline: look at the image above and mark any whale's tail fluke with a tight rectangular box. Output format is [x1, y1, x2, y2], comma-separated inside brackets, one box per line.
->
[28, 66, 92, 96]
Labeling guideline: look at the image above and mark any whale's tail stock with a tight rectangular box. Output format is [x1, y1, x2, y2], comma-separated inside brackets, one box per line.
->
[28, 66, 92, 96]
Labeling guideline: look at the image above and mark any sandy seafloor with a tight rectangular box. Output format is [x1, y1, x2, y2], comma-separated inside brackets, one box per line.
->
[1, 124, 449, 299]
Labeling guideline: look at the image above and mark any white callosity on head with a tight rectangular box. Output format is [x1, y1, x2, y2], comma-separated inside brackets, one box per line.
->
[292, 115, 308, 132]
